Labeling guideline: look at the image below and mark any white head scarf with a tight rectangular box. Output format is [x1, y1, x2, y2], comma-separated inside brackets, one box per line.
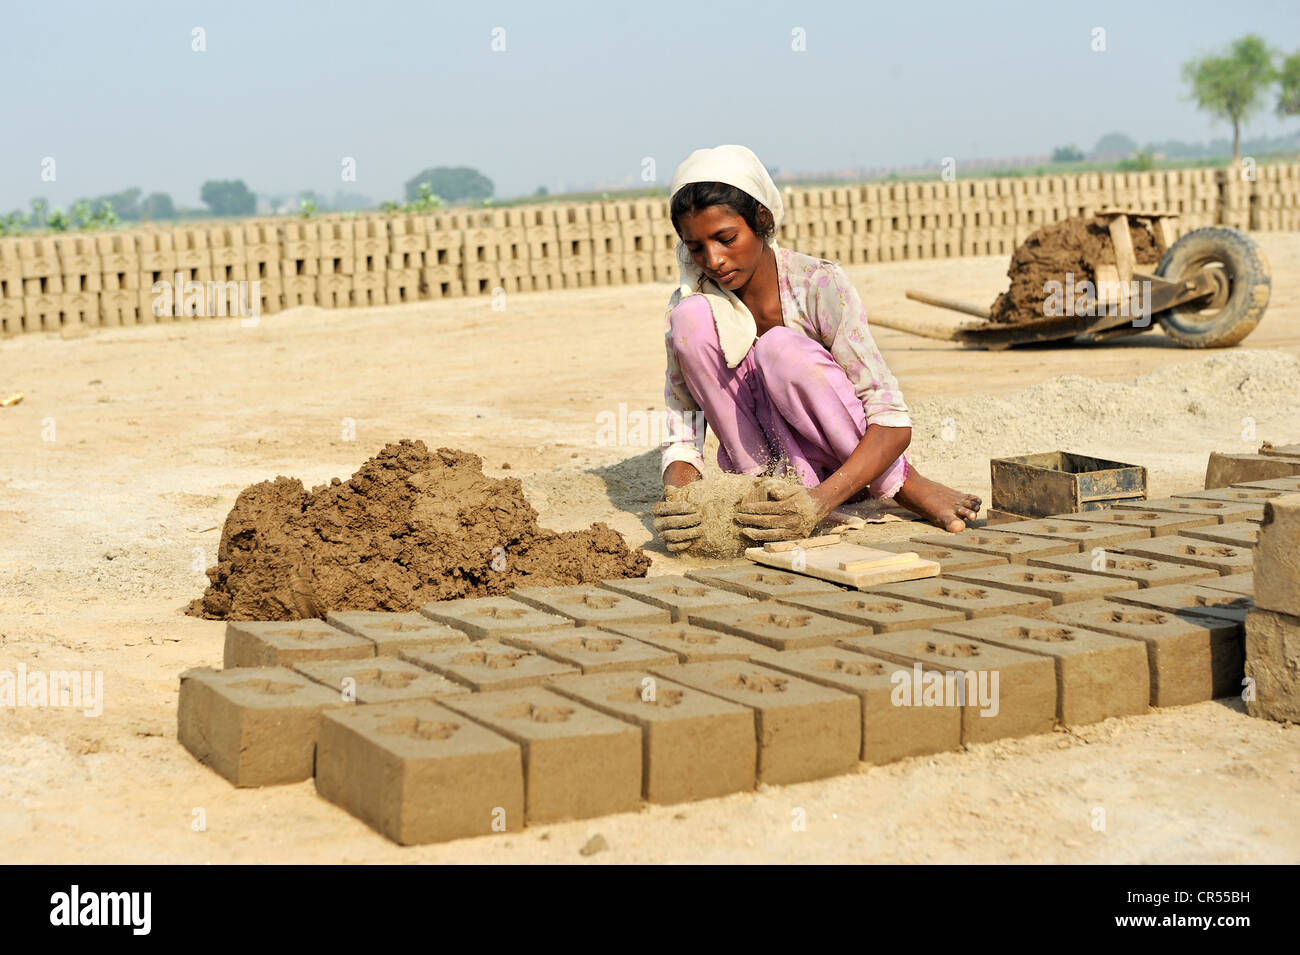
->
[667, 144, 785, 368]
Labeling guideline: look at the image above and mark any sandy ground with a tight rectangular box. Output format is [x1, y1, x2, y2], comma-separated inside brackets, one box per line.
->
[2, 233, 1299, 864]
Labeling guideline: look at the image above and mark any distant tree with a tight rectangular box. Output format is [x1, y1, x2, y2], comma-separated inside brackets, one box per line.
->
[1051, 144, 1084, 162]
[1091, 132, 1138, 158]
[139, 192, 176, 220]
[30, 198, 48, 229]
[199, 179, 256, 216]
[1182, 34, 1279, 162]
[535, 185, 549, 196]
[97, 187, 141, 220]
[403, 166, 493, 204]
[1279, 51, 1300, 117]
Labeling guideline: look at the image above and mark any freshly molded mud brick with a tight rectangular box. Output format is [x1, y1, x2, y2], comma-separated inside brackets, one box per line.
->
[1232, 476, 1300, 492]
[840, 629, 1056, 744]
[1244, 609, 1300, 723]
[1053, 509, 1216, 537]
[1047, 599, 1241, 706]
[1116, 496, 1263, 524]
[222, 619, 374, 669]
[1201, 573, 1254, 597]
[932, 615, 1148, 724]
[1115, 535, 1254, 576]
[986, 518, 1151, 551]
[870, 578, 1053, 620]
[1108, 582, 1253, 624]
[315, 699, 524, 845]
[683, 564, 845, 599]
[400, 639, 579, 691]
[649, 661, 860, 785]
[441, 686, 642, 824]
[1255, 495, 1300, 618]
[418, 595, 575, 639]
[752, 646, 961, 763]
[498, 630, 679, 674]
[1182, 521, 1259, 548]
[909, 529, 1075, 564]
[686, 602, 869, 650]
[177, 666, 344, 787]
[326, 610, 471, 656]
[293, 657, 470, 704]
[1175, 486, 1292, 505]
[1028, 551, 1218, 588]
[548, 670, 756, 803]
[509, 585, 672, 627]
[942, 564, 1139, 605]
[593, 622, 761, 663]
[776, 591, 965, 633]
[598, 575, 757, 621]
[871, 540, 1009, 572]
[1204, 452, 1300, 489]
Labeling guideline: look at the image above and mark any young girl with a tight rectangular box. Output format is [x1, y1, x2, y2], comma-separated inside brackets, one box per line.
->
[653, 144, 982, 553]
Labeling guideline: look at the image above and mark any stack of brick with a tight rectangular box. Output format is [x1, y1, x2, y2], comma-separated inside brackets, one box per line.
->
[352, 216, 388, 306]
[1254, 163, 1300, 232]
[1245, 494, 1300, 723]
[1218, 165, 1252, 231]
[877, 182, 907, 261]
[136, 228, 176, 320]
[243, 221, 281, 315]
[453, 209, 503, 297]
[16, 236, 63, 330]
[611, 198, 661, 285]
[1067, 172, 1111, 219]
[556, 204, 595, 289]
[586, 202, 624, 286]
[845, 184, 886, 263]
[1013, 176, 1069, 237]
[0, 238, 24, 333]
[313, 219, 352, 308]
[386, 214, 424, 303]
[421, 213, 463, 298]
[55, 234, 101, 325]
[278, 220, 318, 308]
[97, 232, 138, 325]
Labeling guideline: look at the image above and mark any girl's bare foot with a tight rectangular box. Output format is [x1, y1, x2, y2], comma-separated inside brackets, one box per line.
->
[893, 468, 982, 532]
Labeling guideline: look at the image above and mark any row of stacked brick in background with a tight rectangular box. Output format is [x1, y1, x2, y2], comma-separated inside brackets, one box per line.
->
[176, 474, 1299, 846]
[4, 165, 1299, 335]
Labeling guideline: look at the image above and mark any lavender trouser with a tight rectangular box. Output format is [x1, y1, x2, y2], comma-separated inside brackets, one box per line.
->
[669, 294, 909, 499]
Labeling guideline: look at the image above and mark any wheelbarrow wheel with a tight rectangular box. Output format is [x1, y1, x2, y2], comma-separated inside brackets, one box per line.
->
[1154, 227, 1271, 348]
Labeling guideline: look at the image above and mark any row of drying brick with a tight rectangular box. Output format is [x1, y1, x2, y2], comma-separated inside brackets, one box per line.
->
[178, 532, 1257, 842]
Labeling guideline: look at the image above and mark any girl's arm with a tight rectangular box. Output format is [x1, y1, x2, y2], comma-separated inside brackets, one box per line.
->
[661, 298, 708, 487]
[807, 423, 911, 519]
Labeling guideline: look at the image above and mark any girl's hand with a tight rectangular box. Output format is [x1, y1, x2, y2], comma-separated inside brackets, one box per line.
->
[653, 485, 703, 553]
[734, 481, 828, 543]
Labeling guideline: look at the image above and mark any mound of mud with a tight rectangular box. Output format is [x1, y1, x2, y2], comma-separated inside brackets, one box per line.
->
[989, 215, 1159, 324]
[189, 439, 650, 621]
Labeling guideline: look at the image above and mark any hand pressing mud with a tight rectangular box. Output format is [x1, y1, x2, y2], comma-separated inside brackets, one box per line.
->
[652, 487, 703, 553]
[734, 479, 823, 543]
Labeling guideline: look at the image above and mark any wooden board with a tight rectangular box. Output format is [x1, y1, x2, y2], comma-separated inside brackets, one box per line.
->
[745, 542, 940, 590]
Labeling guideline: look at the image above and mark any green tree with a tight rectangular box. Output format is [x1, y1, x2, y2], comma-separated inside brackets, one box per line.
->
[1279, 51, 1300, 116]
[1182, 34, 1279, 162]
[199, 179, 257, 216]
[1051, 144, 1083, 162]
[139, 193, 176, 220]
[535, 185, 549, 196]
[403, 166, 493, 204]
[1091, 132, 1138, 158]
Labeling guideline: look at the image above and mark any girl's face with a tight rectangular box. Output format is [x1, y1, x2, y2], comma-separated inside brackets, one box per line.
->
[677, 204, 769, 291]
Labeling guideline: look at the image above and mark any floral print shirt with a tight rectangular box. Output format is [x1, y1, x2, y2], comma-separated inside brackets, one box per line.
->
[661, 246, 911, 475]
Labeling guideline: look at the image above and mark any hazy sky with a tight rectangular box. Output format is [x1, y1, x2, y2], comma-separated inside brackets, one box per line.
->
[2, 0, 1297, 211]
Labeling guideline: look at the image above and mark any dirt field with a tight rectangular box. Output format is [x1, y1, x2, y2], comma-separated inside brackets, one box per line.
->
[2, 234, 1298, 864]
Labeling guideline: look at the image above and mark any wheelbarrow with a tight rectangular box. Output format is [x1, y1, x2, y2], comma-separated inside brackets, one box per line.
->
[881, 211, 1272, 350]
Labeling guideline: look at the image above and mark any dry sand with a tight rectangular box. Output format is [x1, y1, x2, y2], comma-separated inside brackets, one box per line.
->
[2, 233, 1299, 863]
